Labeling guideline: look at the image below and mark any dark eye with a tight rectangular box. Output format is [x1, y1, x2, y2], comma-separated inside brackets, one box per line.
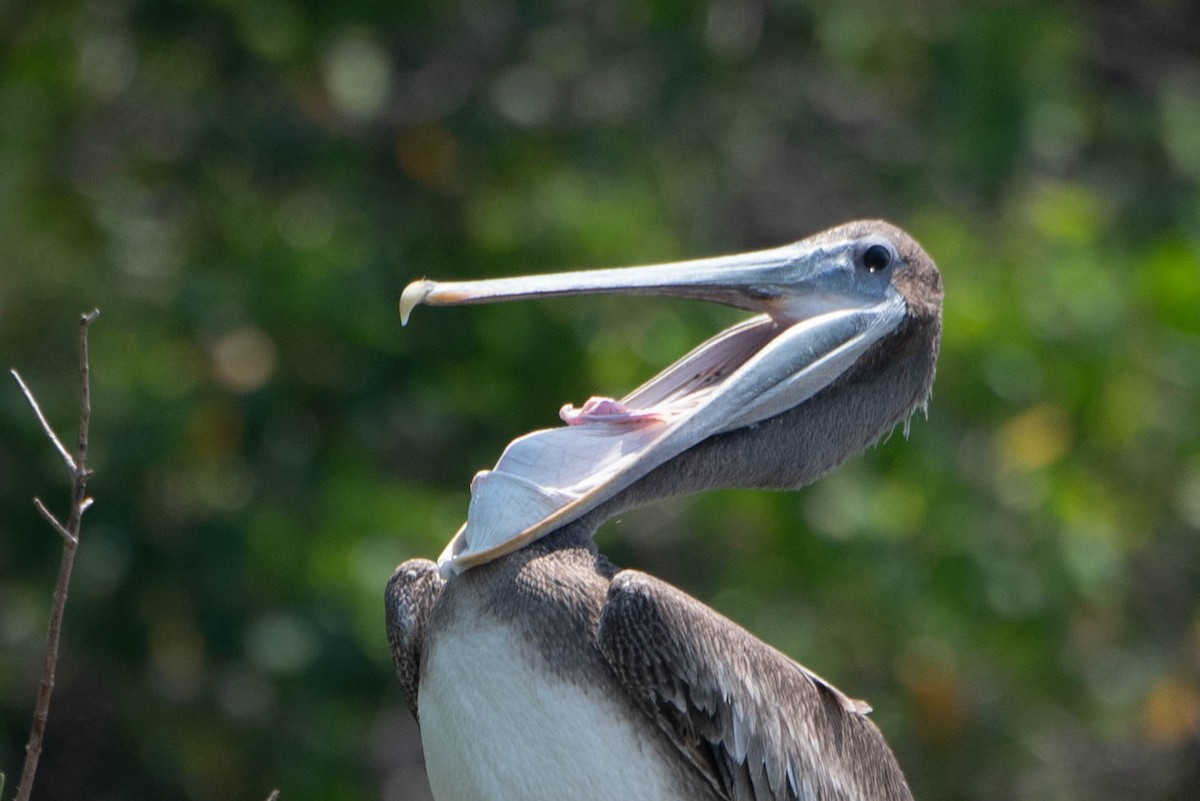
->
[862, 243, 893, 273]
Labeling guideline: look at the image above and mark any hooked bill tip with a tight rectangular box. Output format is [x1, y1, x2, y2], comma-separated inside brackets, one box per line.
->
[399, 280, 435, 325]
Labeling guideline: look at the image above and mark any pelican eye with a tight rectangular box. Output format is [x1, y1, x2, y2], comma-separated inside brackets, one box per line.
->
[861, 243, 894, 273]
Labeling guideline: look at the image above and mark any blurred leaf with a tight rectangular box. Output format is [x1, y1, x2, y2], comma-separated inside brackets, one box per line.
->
[2, 1, 1199, 799]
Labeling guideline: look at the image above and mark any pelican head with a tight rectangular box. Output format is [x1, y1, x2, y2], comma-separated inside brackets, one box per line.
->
[402, 220, 942, 577]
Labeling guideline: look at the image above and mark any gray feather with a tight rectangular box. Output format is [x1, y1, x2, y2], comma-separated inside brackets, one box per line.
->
[598, 570, 914, 801]
[384, 558, 446, 723]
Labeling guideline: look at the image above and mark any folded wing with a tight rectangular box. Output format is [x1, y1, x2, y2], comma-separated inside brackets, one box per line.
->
[597, 571, 914, 801]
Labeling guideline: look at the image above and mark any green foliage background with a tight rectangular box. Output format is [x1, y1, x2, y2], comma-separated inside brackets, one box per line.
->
[2, 1, 1199, 799]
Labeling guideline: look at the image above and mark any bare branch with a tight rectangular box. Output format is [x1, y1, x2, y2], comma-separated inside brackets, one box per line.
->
[13, 310, 99, 801]
[266, 791, 281, 801]
[76, 310, 98, 467]
[32, 498, 75, 547]
[9, 368, 75, 473]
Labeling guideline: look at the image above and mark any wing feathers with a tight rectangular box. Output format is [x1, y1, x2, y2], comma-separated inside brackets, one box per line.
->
[598, 570, 913, 801]
[384, 559, 446, 722]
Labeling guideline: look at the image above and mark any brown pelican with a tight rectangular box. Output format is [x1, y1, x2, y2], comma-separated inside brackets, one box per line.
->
[387, 220, 942, 800]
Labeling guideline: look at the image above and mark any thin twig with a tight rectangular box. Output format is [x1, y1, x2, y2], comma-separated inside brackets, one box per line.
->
[32, 498, 75, 546]
[265, 791, 280, 801]
[9, 369, 75, 473]
[12, 310, 99, 801]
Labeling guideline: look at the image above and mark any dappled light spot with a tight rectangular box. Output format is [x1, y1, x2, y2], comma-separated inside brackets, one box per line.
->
[233, 1, 304, 62]
[1160, 69, 1200, 178]
[465, 189, 525, 251]
[396, 126, 459, 189]
[323, 30, 391, 120]
[106, 203, 182, 287]
[211, 327, 277, 394]
[101, 328, 199, 400]
[76, 23, 136, 101]
[1176, 466, 1200, 529]
[570, 65, 640, 122]
[216, 666, 276, 723]
[186, 401, 246, 462]
[528, 22, 590, 79]
[1022, 181, 1104, 246]
[1027, 100, 1087, 166]
[954, 429, 997, 491]
[805, 469, 871, 540]
[866, 476, 929, 539]
[1137, 240, 1200, 335]
[983, 346, 1042, 405]
[805, 468, 927, 542]
[723, 110, 784, 177]
[898, 638, 968, 746]
[350, 537, 414, 597]
[245, 613, 318, 674]
[1060, 533, 1121, 603]
[181, 737, 246, 801]
[995, 404, 1072, 474]
[1017, 248, 1125, 342]
[705, 0, 764, 59]
[1013, 182, 1130, 342]
[0, 592, 41, 650]
[815, 5, 891, 70]
[195, 459, 256, 513]
[73, 525, 132, 597]
[490, 64, 557, 126]
[277, 190, 335, 251]
[263, 405, 322, 469]
[1142, 674, 1200, 744]
[981, 555, 1045, 617]
[1097, 371, 1157, 446]
[150, 617, 207, 702]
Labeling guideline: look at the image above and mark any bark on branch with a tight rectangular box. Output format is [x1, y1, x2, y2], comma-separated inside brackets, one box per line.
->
[10, 309, 99, 801]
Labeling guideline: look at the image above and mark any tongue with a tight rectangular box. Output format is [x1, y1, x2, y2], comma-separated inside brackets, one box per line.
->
[559, 396, 667, 426]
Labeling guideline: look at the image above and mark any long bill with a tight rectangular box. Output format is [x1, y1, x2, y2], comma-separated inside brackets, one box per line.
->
[402, 238, 907, 577]
[401, 243, 804, 325]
